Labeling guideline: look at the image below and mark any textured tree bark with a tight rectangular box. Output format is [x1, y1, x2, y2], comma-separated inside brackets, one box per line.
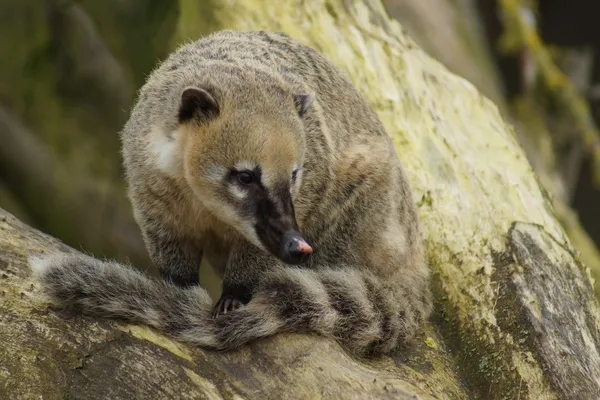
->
[2, 0, 600, 399]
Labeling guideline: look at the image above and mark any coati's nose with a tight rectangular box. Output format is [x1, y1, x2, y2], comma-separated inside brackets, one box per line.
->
[283, 231, 313, 265]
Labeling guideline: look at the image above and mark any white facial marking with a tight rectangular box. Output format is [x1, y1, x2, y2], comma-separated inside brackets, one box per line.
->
[150, 126, 182, 177]
[234, 160, 257, 172]
[205, 165, 227, 183]
[228, 185, 247, 200]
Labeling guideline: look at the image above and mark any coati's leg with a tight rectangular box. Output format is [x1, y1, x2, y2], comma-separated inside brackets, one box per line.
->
[213, 242, 275, 317]
[143, 227, 203, 288]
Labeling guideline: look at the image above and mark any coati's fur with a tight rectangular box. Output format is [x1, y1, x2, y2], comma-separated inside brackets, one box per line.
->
[30, 30, 432, 356]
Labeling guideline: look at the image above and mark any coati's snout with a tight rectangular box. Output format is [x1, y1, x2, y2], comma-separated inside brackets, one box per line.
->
[258, 226, 312, 265]
[282, 231, 313, 264]
[253, 191, 313, 265]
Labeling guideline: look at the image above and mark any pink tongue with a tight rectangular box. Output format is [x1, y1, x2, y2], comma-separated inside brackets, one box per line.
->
[296, 240, 313, 254]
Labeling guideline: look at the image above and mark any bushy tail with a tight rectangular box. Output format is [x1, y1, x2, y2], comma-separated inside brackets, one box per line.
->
[30, 253, 430, 356]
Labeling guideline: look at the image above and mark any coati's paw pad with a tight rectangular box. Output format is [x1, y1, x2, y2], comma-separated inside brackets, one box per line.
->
[212, 296, 245, 318]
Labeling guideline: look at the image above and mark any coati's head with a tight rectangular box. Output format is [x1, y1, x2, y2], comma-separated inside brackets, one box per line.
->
[171, 79, 313, 265]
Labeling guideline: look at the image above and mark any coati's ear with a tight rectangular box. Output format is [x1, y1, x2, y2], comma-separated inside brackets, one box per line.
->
[293, 94, 314, 117]
[178, 86, 220, 124]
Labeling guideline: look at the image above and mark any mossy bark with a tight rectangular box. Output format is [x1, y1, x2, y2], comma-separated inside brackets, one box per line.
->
[2, 0, 600, 398]
[383, 0, 600, 298]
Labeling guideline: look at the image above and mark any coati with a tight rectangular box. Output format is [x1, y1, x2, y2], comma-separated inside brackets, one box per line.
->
[29, 30, 432, 356]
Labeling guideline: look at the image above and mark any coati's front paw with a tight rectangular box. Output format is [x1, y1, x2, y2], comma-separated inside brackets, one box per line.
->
[212, 295, 245, 318]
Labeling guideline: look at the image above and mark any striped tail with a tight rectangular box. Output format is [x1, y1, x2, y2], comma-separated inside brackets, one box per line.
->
[30, 253, 429, 356]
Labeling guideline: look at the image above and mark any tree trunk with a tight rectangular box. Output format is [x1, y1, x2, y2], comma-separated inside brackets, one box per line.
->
[2, 0, 600, 399]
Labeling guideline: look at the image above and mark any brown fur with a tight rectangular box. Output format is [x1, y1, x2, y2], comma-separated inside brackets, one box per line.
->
[30, 30, 432, 356]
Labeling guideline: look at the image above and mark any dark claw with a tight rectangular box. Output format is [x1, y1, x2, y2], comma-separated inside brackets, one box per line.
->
[212, 296, 244, 318]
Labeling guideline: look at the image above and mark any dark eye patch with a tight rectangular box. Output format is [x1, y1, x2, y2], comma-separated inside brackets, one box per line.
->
[229, 170, 256, 185]
[292, 169, 300, 184]
[229, 166, 263, 187]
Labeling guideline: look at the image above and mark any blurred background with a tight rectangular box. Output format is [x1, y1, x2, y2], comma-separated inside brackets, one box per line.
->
[1, 0, 600, 295]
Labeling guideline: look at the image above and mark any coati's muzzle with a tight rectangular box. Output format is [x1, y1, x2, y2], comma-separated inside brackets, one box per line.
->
[256, 224, 312, 265]
[254, 196, 313, 265]
[280, 230, 313, 264]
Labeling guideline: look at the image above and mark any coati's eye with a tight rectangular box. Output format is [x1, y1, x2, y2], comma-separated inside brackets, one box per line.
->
[237, 171, 255, 185]
[291, 169, 299, 184]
